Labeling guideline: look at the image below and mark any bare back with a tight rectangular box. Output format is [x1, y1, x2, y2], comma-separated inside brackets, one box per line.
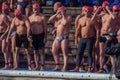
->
[29, 14, 45, 34]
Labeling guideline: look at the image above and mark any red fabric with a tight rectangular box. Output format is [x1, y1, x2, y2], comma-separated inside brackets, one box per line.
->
[2, 3, 8, 11]
[33, 3, 39, 8]
[102, 1, 109, 7]
[84, 6, 92, 12]
[113, 5, 119, 11]
[58, 6, 66, 11]
[14, 9, 22, 17]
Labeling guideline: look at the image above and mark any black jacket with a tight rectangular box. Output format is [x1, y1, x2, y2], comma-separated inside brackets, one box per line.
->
[104, 40, 120, 79]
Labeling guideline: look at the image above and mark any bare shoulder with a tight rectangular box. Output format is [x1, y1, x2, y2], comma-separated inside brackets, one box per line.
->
[40, 14, 46, 20]
[11, 17, 16, 24]
[23, 15, 29, 21]
[76, 14, 84, 19]
[29, 14, 33, 19]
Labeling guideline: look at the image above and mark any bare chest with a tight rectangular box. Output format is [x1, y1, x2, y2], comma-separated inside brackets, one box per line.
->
[15, 19, 25, 27]
[80, 18, 94, 28]
[30, 17, 43, 25]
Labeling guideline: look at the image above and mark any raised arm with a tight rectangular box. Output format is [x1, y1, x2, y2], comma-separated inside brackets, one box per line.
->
[105, 7, 115, 19]
[48, 10, 60, 23]
[91, 7, 102, 21]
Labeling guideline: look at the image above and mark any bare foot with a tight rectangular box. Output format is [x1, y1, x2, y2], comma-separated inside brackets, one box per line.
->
[61, 68, 66, 72]
[28, 66, 32, 70]
[70, 67, 79, 72]
[97, 68, 106, 73]
[52, 66, 60, 71]
[2, 66, 9, 70]
[12, 67, 18, 70]
[79, 68, 86, 72]
[40, 65, 44, 70]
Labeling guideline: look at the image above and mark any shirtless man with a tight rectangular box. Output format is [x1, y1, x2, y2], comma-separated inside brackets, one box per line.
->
[0, 3, 12, 69]
[74, 6, 86, 47]
[71, 6, 99, 72]
[49, 2, 62, 37]
[6, 9, 32, 70]
[29, 3, 47, 70]
[49, 6, 72, 71]
[98, 2, 120, 73]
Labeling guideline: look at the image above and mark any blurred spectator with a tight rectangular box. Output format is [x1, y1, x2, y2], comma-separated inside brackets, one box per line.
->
[68, 0, 78, 7]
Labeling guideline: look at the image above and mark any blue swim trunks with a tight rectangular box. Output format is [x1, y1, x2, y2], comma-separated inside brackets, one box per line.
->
[17, 1, 29, 9]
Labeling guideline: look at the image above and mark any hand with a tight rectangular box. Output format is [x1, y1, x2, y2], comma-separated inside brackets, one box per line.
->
[105, 35, 111, 40]
[56, 9, 61, 15]
[75, 39, 78, 48]
[44, 38, 47, 43]
[105, 6, 110, 10]
[0, 34, 6, 40]
[28, 36, 32, 42]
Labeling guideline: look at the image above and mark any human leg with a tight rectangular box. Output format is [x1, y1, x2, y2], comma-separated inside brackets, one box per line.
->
[52, 39, 61, 70]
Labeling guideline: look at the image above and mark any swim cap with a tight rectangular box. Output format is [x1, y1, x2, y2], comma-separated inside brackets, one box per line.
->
[84, 6, 92, 12]
[102, 1, 109, 7]
[33, 3, 39, 8]
[2, 3, 8, 11]
[58, 6, 66, 12]
[14, 9, 22, 17]
[113, 5, 119, 11]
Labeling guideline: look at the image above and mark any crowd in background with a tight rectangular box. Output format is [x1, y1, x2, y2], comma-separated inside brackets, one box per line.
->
[0, 0, 120, 74]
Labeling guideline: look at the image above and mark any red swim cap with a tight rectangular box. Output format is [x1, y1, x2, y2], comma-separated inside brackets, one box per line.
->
[58, 6, 66, 11]
[84, 6, 92, 12]
[102, 1, 109, 7]
[113, 5, 119, 11]
[2, 3, 8, 11]
[33, 3, 39, 8]
[14, 9, 22, 17]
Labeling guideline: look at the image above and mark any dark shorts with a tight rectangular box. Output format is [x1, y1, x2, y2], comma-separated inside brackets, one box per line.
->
[16, 34, 29, 48]
[17, 1, 29, 9]
[32, 33, 45, 50]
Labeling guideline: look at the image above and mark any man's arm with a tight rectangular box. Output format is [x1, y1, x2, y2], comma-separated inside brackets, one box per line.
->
[48, 12, 59, 23]
[105, 7, 115, 19]
[75, 22, 81, 41]
[94, 21, 100, 47]
[1, 16, 11, 39]
[42, 16, 47, 43]
[75, 14, 84, 29]
[25, 18, 31, 37]
[6, 18, 15, 41]
[91, 7, 102, 21]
